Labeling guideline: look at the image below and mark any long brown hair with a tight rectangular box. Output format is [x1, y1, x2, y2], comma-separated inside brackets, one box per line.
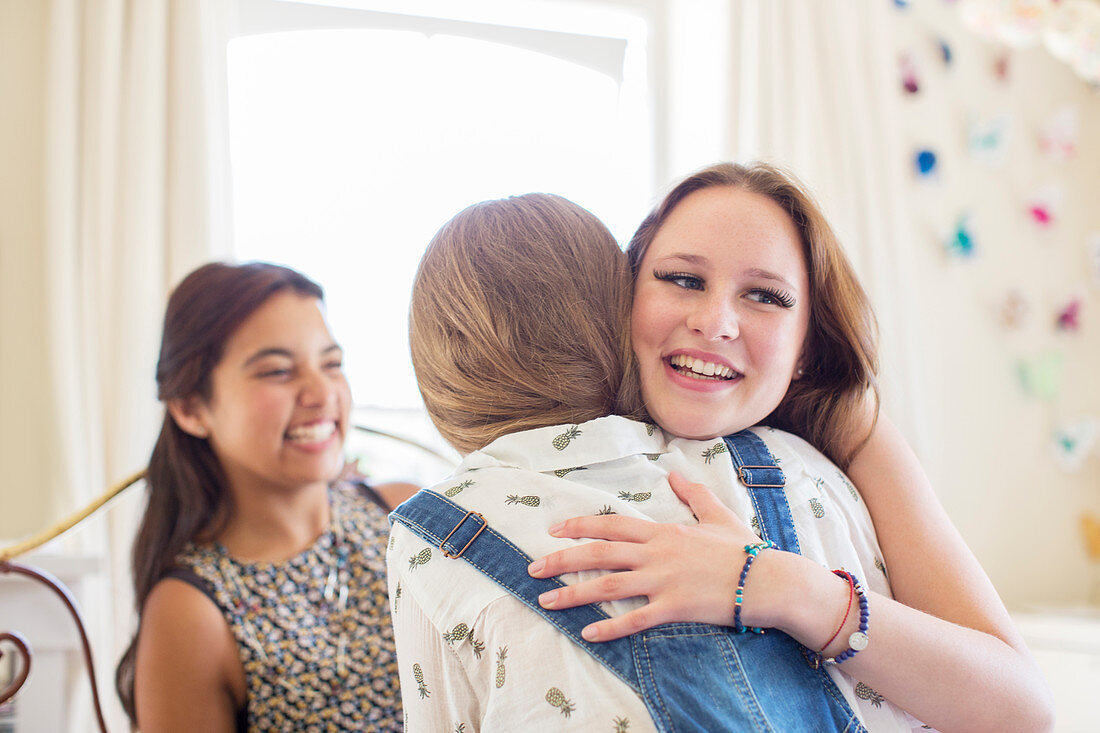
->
[116, 262, 324, 721]
[628, 162, 879, 468]
[410, 193, 645, 454]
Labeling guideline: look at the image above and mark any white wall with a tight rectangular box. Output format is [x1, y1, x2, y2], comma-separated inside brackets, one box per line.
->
[893, 2, 1100, 610]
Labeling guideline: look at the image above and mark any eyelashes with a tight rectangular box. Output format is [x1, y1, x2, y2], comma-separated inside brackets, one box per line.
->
[652, 269, 796, 308]
[653, 270, 703, 290]
[750, 287, 796, 308]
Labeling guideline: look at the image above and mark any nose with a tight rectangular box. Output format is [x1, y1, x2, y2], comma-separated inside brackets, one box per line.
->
[298, 366, 338, 408]
[686, 294, 739, 341]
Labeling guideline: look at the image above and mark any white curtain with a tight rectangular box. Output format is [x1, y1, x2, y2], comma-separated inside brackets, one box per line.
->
[42, 0, 232, 729]
[728, 0, 929, 457]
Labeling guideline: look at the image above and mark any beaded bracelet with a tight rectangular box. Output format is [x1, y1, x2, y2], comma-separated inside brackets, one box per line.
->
[819, 570, 855, 652]
[803, 570, 870, 668]
[732, 540, 776, 634]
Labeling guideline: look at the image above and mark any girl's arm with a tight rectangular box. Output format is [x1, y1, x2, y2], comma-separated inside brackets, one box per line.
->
[532, 419, 1055, 732]
[823, 413, 1054, 731]
[133, 578, 244, 733]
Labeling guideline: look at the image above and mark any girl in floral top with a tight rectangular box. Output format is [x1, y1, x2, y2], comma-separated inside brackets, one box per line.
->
[116, 262, 416, 732]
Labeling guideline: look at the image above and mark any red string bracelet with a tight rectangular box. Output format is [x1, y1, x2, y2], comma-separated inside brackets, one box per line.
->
[818, 570, 855, 653]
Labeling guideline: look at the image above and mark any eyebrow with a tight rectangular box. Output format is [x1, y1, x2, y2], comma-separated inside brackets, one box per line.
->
[655, 253, 796, 289]
[743, 267, 796, 289]
[242, 343, 342, 367]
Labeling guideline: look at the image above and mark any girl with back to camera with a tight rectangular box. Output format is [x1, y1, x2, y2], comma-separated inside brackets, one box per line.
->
[393, 170, 1050, 731]
[116, 262, 414, 732]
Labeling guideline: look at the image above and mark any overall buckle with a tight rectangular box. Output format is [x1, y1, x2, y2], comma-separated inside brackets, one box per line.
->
[737, 466, 785, 488]
[440, 510, 486, 558]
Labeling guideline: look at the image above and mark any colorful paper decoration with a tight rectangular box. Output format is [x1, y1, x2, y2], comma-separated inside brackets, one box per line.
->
[1083, 513, 1100, 561]
[1016, 350, 1063, 401]
[994, 51, 1011, 82]
[946, 214, 977, 258]
[1039, 106, 1078, 161]
[1051, 418, 1098, 472]
[900, 52, 920, 94]
[915, 149, 938, 177]
[1055, 298, 1081, 331]
[998, 290, 1029, 329]
[967, 114, 1011, 165]
[939, 38, 954, 66]
[1026, 183, 1063, 229]
[958, 0, 1100, 85]
[1044, 1, 1100, 85]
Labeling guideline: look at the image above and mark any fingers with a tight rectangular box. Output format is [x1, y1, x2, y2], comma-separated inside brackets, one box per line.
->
[667, 471, 736, 524]
[547, 513, 657, 543]
[579, 606, 668, 642]
[529, 540, 644, 578]
[536, 569, 649, 611]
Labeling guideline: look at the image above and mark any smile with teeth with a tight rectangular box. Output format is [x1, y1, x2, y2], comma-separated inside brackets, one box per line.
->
[286, 421, 337, 444]
[668, 354, 739, 381]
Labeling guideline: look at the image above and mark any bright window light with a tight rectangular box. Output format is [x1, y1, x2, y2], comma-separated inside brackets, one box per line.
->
[228, 23, 651, 417]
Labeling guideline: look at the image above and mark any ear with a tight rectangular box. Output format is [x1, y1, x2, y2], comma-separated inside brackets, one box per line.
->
[167, 396, 211, 439]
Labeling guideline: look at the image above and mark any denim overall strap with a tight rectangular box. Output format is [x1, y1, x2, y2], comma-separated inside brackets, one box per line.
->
[723, 430, 802, 555]
[389, 490, 642, 693]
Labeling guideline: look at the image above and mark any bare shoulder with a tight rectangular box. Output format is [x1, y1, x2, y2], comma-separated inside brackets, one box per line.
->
[374, 481, 420, 510]
[134, 576, 244, 733]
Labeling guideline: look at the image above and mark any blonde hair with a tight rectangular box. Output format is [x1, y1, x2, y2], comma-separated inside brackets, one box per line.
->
[628, 162, 879, 469]
[410, 193, 645, 454]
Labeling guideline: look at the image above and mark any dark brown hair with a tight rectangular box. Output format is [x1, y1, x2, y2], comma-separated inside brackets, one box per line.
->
[410, 193, 645, 454]
[628, 162, 879, 468]
[116, 261, 323, 721]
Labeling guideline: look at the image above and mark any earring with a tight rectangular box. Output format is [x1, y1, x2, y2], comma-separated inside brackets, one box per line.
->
[797, 368, 805, 377]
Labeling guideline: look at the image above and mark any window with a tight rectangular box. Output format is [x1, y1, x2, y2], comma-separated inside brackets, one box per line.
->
[227, 0, 653, 475]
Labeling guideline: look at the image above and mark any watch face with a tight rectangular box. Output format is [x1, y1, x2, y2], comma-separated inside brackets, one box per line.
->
[849, 631, 869, 651]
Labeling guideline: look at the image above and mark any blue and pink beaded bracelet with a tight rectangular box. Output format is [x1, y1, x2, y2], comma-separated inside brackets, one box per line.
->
[732, 540, 776, 634]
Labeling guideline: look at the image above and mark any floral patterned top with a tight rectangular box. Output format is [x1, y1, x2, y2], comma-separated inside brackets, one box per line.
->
[174, 482, 402, 732]
[388, 416, 933, 732]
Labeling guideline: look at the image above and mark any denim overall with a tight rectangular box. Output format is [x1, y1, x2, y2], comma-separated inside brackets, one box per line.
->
[391, 430, 865, 732]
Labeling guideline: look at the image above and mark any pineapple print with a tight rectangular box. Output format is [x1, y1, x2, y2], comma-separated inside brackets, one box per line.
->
[455, 724, 466, 733]
[874, 556, 888, 579]
[645, 422, 656, 435]
[855, 681, 885, 708]
[506, 494, 541, 507]
[442, 622, 470, 644]
[494, 646, 508, 688]
[617, 491, 652, 503]
[596, 505, 616, 515]
[393, 582, 402, 612]
[413, 663, 430, 699]
[750, 515, 760, 532]
[644, 453, 661, 461]
[444, 479, 474, 497]
[408, 547, 432, 570]
[613, 716, 631, 733]
[809, 498, 826, 519]
[389, 533, 396, 550]
[552, 425, 582, 450]
[545, 687, 576, 718]
[837, 471, 859, 502]
[442, 623, 485, 658]
[702, 442, 728, 464]
[553, 466, 587, 478]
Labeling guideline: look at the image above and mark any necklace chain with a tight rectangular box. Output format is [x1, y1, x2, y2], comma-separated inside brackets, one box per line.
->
[217, 490, 351, 697]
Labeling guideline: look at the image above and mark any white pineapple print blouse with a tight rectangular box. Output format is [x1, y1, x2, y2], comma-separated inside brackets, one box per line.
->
[387, 416, 932, 732]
